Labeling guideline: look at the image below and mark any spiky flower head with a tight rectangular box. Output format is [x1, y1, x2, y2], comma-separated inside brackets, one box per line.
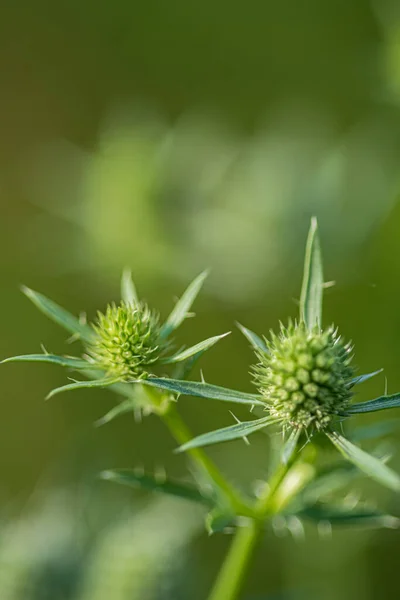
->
[253, 322, 355, 432]
[87, 302, 163, 380]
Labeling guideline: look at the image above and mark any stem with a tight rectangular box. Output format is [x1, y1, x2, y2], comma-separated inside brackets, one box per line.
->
[162, 403, 252, 515]
[206, 456, 295, 600]
[207, 520, 261, 600]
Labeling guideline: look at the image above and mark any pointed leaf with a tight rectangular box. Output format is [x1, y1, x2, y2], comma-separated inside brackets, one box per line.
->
[176, 416, 276, 452]
[46, 377, 117, 400]
[326, 431, 400, 492]
[160, 270, 208, 338]
[236, 323, 269, 353]
[95, 399, 136, 427]
[100, 469, 214, 505]
[299, 217, 323, 329]
[1, 354, 93, 369]
[299, 503, 398, 528]
[121, 268, 139, 307]
[142, 378, 264, 406]
[161, 333, 230, 364]
[172, 351, 205, 381]
[346, 393, 400, 415]
[22, 286, 95, 343]
[282, 429, 301, 465]
[349, 369, 383, 387]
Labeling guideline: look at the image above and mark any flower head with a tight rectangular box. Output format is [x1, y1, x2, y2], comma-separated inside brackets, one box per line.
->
[253, 322, 354, 431]
[88, 302, 163, 380]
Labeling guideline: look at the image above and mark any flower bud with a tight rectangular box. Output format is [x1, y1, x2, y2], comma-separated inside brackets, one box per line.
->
[253, 322, 354, 431]
[87, 302, 163, 380]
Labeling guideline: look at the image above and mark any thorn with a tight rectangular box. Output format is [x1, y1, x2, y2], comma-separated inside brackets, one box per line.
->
[322, 280, 336, 289]
[229, 411, 250, 445]
[40, 344, 49, 355]
[200, 370, 206, 384]
[384, 376, 388, 396]
[66, 333, 80, 344]
[79, 312, 87, 325]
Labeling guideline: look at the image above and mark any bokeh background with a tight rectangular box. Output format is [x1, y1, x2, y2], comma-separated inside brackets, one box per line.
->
[1, 0, 400, 598]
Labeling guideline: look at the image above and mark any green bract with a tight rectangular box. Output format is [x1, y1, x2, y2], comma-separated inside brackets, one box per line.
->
[143, 219, 400, 493]
[88, 302, 163, 380]
[253, 322, 354, 431]
[2, 270, 230, 408]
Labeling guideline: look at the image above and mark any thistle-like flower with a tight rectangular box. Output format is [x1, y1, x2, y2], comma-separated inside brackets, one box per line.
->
[88, 302, 163, 381]
[2, 270, 229, 412]
[144, 219, 400, 493]
[253, 322, 354, 432]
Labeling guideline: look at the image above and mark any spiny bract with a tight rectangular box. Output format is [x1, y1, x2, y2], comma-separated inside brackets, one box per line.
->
[87, 302, 163, 380]
[253, 322, 355, 431]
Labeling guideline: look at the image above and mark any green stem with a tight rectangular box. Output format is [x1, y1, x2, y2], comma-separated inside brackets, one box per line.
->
[206, 455, 296, 600]
[162, 403, 252, 515]
[207, 519, 261, 600]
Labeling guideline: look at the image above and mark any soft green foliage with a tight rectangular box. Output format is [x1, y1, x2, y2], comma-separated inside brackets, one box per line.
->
[5, 218, 400, 600]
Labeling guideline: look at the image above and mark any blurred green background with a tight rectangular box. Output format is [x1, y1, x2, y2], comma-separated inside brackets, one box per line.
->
[2, 0, 400, 598]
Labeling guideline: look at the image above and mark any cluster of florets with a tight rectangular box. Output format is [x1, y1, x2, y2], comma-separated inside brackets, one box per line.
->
[87, 302, 163, 380]
[253, 322, 355, 431]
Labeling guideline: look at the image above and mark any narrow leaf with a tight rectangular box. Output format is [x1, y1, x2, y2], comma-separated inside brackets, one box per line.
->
[142, 378, 264, 406]
[236, 322, 269, 353]
[22, 286, 95, 343]
[95, 399, 135, 427]
[326, 431, 400, 492]
[346, 393, 400, 415]
[100, 469, 214, 505]
[172, 351, 205, 381]
[299, 217, 323, 329]
[161, 333, 230, 364]
[176, 416, 276, 452]
[46, 377, 117, 400]
[1, 354, 93, 369]
[121, 268, 139, 307]
[282, 429, 301, 465]
[299, 503, 398, 528]
[349, 369, 383, 387]
[160, 270, 208, 338]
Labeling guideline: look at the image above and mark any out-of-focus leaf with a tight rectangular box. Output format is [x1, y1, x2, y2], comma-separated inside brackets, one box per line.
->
[161, 333, 230, 364]
[326, 431, 400, 492]
[349, 369, 383, 387]
[205, 507, 235, 535]
[176, 415, 276, 452]
[160, 270, 208, 338]
[236, 322, 269, 353]
[299, 503, 399, 528]
[346, 393, 400, 414]
[299, 217, 323, 329]
[46, 377, 117, 400]
[121, 268, 139, 306]
[142, 378, 264, 405]
[95, 399, 136, 427]
[350, 420, 400, 442]
[282, 429, 301, 465]
[22, 286, 95, 342]
[100, 469, 214, 505]
[1, 354, 92, 369]
[299, 461, 358, 505]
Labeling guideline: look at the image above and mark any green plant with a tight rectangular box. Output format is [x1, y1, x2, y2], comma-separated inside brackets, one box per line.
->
[4, 218, 400, 600]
